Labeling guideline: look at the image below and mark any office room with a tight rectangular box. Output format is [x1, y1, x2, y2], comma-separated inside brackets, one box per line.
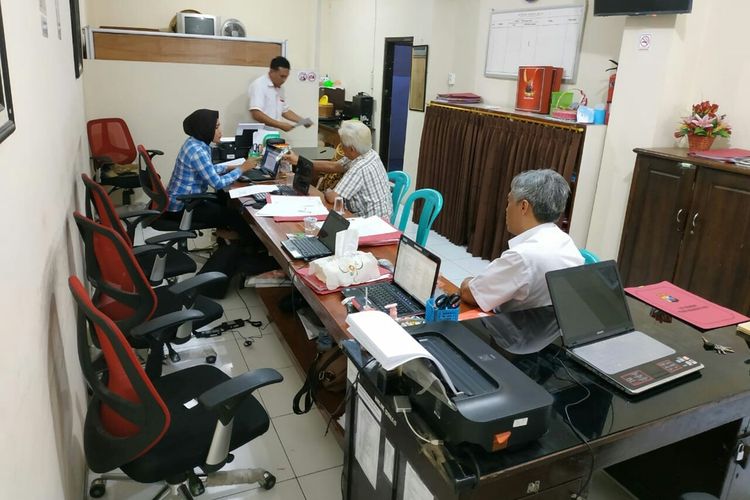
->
[1, 0, 749, 499]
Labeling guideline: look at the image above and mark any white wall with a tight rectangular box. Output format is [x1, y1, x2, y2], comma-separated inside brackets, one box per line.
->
[585, 0, 749, 259]
[0, 1, 89, 498]
[83, 0, 321, 184]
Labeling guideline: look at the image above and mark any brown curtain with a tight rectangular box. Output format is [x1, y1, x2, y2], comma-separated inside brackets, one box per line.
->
[416, 104, 584, 260]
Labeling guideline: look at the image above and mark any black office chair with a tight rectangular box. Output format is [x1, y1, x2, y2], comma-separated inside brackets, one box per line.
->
[69, 275, 283, 499]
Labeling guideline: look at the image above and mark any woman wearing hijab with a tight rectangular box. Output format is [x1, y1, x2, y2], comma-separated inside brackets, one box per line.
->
[164, 109, 257, 241]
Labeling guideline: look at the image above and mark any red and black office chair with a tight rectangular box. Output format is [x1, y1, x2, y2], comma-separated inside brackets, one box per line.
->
[73, 211, 224, 373]
[87, 118, 163, 205]
[81, 173, 197, 285]
[69, 275, 282, 499]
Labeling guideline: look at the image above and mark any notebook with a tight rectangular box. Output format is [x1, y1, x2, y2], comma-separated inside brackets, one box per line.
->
[546, 261, 704, 395]
[280, 210, 350, 261]
[341, 235, 441, 317]
[240, 145, 284, 182]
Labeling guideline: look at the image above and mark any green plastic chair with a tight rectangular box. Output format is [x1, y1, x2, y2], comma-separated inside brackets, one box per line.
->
[387, 171, 411, 224]
[579, 248, 600, 264]
[398, 188, 443, 247]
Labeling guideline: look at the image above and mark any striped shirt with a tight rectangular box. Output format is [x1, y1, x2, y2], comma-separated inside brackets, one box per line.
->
[166, 137, 241, 211]
[335, 149, 392, 219]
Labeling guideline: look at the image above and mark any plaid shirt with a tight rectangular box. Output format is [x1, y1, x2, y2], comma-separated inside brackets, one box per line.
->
[335, 149, 392, 219]
[166, 137, 241, 211]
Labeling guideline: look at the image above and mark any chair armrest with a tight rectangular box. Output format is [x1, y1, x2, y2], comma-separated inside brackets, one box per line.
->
[199, 368, 283, 423]
[167, 271, 227, 296]
[131, 244, 168, 257]
[118, 208, 161, 221]
[176, 193, 218, 202]
[144, 231, 196, 246]
[146, 149, 164, 158]
[130, 309, 205, 341]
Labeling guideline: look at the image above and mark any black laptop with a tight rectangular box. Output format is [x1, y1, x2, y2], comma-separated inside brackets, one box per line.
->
[280, 210, 350, 261]
[273, 157, 313, 196]
[240, 145, 284, 183]
[546, 261, 704, 395]
[341, 235, 441, 317]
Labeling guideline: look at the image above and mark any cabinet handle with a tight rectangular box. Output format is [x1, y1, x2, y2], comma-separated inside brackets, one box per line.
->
[690, 212, 699, 235]
[677, 162, 696, 170]
[676, 208, 685, 224]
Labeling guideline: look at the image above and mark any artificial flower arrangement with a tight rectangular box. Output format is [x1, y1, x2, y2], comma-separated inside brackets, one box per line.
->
[674, 101, 732, 139]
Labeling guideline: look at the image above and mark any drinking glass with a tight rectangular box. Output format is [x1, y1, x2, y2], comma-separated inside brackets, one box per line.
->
[304, 216, 318, 236]
[333, 196, 344, 215]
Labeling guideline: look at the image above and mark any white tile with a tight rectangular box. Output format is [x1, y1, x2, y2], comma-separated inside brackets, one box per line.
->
[430, 242, 473, 261]
[238, 287, 264, 308]
[163, 335, 249, 377]
[273, 411, 343, 477]
[298, 466, 343, 500]
[257, 366, 305, 418]
[237, 330, 295, 371]
[224, 305, 271, 327]
[216, 289, 253, 312]
[438, 261, 472, 287]
[215, 478, 304, 500]
[453, 256, 492, 276]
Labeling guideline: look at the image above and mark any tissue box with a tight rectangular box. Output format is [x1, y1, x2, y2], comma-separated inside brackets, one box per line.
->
[309, 251, 380, 290]
[424, 297, 459, 323]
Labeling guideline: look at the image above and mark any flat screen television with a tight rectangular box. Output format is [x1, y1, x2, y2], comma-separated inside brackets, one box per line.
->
[176, 13, 220, 36]
[594, 0, 692, 16]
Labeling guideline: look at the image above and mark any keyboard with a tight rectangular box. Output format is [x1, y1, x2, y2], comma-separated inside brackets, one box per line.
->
[289, 237, 329, 258]
[275, 185, 298, 196]
[252, 192, 269, 202]
[362, 283, 423, 315]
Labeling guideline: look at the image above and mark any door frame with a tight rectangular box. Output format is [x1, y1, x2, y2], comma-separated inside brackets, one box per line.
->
[379, 36, 413, 165]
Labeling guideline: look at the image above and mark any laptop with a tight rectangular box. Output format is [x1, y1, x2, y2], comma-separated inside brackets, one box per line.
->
[341, 235, 441, 317]
[273, 157, 313, 196]
[546, 261, 704, 395]
[240, 145, 284, 182]
[280, 210, 350, 261]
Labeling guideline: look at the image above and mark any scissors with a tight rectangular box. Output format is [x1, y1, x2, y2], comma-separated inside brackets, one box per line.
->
[435, 293, 460, 309]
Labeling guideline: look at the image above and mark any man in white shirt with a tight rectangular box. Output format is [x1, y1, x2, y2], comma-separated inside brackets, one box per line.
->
[460, 169, 583, 313]
[248, 56, 312, 132]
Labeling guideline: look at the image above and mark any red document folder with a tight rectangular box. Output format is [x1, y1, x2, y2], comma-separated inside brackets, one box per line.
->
[624, 281, 750, 330]
[515, 66, 562, 114]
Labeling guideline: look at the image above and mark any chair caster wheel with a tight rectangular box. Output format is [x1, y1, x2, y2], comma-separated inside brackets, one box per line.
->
[259, 471, 276, 490]
[244, 339, 253, 347]
[169, 352, 181, 363]
[206, 354, 217, 364]
[188, 472, 205, 496]
[89, 478, 106, 498]
[226, 453, 235, 463]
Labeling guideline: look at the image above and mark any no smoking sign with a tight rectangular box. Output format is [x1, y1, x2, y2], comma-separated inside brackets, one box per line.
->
[638, 33, 652, 50]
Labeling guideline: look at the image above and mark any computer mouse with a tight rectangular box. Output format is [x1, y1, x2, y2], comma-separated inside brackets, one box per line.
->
[377, 258, 394, 273]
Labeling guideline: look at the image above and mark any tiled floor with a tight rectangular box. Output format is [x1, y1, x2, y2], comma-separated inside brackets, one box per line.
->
[88, 223, 635, 499]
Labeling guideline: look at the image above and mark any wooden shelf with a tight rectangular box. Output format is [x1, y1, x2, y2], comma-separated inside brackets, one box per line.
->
[86, 28, 285, 67]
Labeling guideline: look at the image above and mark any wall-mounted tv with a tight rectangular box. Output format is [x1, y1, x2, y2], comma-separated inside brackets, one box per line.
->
[594, 0, 692, 16]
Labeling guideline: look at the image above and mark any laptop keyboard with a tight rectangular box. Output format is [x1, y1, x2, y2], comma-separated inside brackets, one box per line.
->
[364, 283, 422, 315]
[275, 185, 298, 196]
[291, 237, 329, 257]
[252, 192, 269, 202]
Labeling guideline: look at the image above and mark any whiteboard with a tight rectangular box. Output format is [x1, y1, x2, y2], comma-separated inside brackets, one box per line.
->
[484, 3, 586, 82]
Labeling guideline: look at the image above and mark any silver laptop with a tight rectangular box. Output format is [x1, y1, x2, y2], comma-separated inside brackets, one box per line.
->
[546, 261, 703, 395]
[240, 145, 284, 182]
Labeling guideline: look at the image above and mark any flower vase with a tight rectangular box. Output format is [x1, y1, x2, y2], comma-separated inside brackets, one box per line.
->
[687, 135, 715, 152]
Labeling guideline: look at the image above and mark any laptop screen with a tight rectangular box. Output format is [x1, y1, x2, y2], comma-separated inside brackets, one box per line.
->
[545, 261, 634, 348]
[317, 210, 350, 251]
[260, 146, 283, 176]
[293, 159, 313, 195]
[392, 236, 440, 306]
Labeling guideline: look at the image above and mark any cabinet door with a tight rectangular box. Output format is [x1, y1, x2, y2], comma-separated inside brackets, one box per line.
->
[674, 168, 750, 314]
[618, 155, 696, 287]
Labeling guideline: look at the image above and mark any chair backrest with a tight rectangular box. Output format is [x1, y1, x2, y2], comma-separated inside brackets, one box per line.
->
[87, 118, 137, 166]
[137, 144, 170, 220]
[73, 211, 157, 333]
[387, 171, 411, 224]
[397, 188, 443, 247]
[579, 248, 600, 264]
[81, 173, 133, 245]
[68, 275, 170, 473]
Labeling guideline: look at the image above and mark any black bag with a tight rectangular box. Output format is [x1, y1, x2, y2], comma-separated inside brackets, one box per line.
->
[293, 347, 347, 416]
[198, 246, 279, 300]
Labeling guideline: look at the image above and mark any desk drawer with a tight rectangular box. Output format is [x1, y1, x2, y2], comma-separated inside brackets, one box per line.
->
[476, 454, 587, 499]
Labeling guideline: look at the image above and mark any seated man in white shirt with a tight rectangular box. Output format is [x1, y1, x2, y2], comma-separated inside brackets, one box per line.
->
[248, 56, 312, 132]
[460, 169, 583, 312]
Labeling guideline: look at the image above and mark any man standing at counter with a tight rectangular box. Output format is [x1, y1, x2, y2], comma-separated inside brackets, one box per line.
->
[248, 56, 313, 132]
[460, 169, 583, 312]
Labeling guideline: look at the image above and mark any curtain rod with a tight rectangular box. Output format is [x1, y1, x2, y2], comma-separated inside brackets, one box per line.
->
[429, 102, 586, 133]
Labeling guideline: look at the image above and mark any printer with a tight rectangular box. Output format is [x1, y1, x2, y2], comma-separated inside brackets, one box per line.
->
[399, 321, 553, 453]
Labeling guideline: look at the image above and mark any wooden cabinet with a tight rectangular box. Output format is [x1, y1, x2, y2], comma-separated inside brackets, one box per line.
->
[619, 148, 750, 314]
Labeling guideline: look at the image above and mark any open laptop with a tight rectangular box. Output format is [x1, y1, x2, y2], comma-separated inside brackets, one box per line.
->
[341, 235, 441, 317]
[273, 157, 313, 196]
[280, 210, 350, 261]
[239, 145, 284, 182]
[546, 261, 704, 395]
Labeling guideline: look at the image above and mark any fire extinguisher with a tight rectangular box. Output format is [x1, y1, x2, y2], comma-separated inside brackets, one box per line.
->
[605, 59, 618, 124]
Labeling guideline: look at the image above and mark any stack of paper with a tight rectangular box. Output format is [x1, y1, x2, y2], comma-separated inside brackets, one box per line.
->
[435, 92, 482, 104]
[255, 196, 329, 218]
[346, 311, 458, 395]
[687, 148, 750, 163]
[229, 184, 278, 199]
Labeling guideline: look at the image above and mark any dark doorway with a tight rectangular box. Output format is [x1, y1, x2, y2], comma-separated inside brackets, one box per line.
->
[379, 37, 413, 171]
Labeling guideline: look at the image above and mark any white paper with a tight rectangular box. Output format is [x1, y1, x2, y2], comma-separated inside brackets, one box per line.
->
[346, 311, 460, 395]
[404, 462, 433, 500]
[346, 216, 399, 238]
[216, 158, 245, 168]
[354, 395, 380, 491]
[255, 196, 329, 217]
[383, 438, 395, 484]
[229, 184, 279, 199]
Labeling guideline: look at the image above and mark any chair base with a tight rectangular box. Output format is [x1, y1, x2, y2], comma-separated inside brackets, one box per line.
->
[88, 467, 276, 499]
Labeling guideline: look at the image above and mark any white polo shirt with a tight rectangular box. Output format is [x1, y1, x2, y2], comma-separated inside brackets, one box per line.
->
[248, 73, 289, 122]
[468, 223, 584, 313]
